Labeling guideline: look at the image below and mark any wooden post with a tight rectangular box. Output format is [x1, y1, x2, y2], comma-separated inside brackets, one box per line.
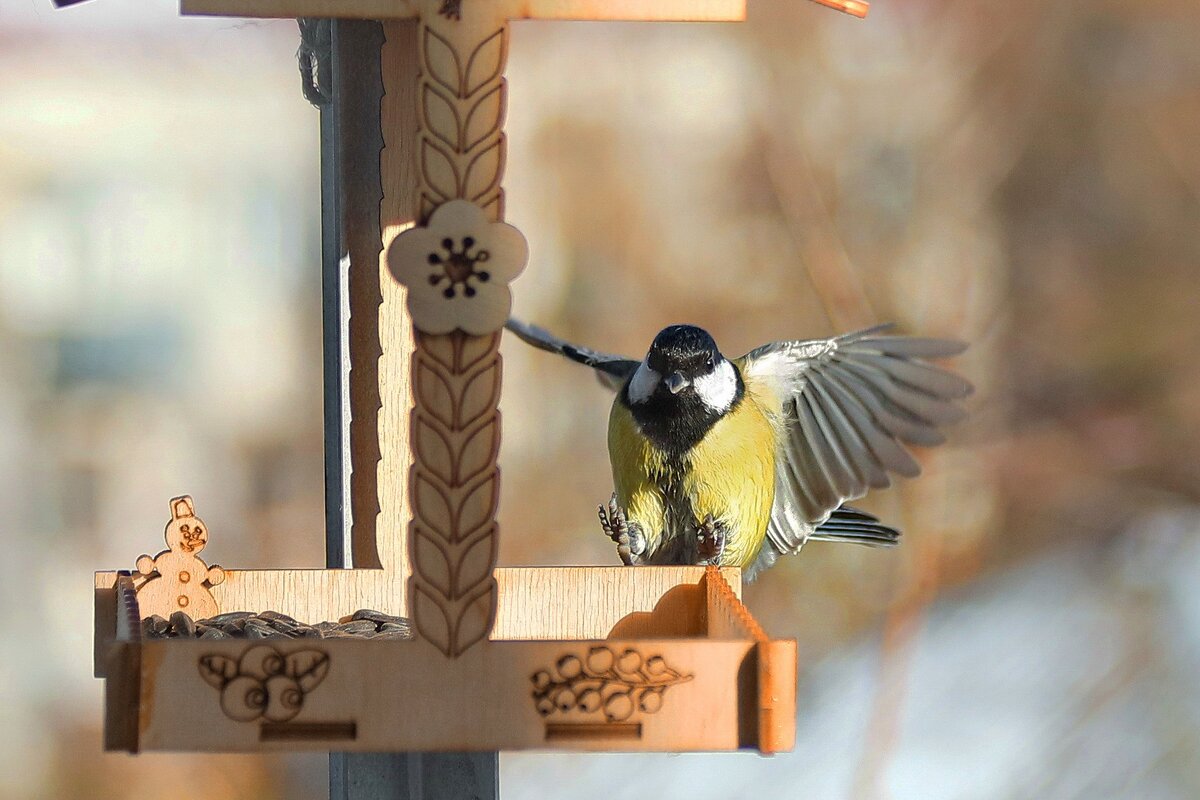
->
[313, 19, 495, 799]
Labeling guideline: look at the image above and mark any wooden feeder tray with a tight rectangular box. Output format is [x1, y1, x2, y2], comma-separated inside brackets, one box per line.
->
[95, 565, 796, 753]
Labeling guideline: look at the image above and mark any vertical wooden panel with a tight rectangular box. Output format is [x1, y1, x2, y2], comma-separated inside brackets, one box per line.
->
[103, 643, 141, 752]
[757, 639, 798, 754]
[94, 580, 117, 678]
[402, 10, 513, 655]
[336, 20, 390, 570]
[376, 19, 422, 578]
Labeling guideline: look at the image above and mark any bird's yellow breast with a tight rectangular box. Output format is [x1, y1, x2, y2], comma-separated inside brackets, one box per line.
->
[607, 381, 780, 569]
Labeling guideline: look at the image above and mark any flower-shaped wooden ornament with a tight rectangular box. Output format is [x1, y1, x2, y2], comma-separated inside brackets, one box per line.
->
[387, 199, 528, 335]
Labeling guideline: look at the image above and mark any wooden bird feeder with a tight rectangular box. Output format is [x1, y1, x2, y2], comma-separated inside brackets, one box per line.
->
[91, 0, 869, 756]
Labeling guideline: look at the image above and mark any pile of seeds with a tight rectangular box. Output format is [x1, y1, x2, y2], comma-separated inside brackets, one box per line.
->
[142, 609, 413, 641]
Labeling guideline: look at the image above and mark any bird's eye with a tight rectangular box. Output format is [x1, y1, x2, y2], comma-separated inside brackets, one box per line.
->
[706, 357, 715, 369]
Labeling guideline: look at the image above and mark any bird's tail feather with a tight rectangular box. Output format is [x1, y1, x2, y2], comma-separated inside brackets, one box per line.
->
[746, 505, 899, 581]
[809, 506, 901, 547]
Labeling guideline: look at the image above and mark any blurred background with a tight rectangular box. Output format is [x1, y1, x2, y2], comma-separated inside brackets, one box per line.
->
[2, 0, 1199, 797]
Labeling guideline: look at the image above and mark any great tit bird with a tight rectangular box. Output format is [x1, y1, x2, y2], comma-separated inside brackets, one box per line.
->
[506, 319, 971, 579]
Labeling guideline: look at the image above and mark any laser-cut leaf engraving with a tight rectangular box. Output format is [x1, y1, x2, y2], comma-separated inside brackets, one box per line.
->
[414, 416, 455, 484]
[454, 579, 497, 654]
[458, 475, 498, 539]
[413, 472, 454, 533]
[198, 646, 331, 724]
[460, 362, 501, 422]
[464, 84, 504, 152]
[406, 15, 514, 659]
[413, 583, 453, 654]
[463, 138, 504, 201]
[465, 29, 505, 95]
[422, 26, 462, 95]
[458, 420, 499, 484]
[286, 651, 330, 692]
[423, 85, 462, 151]
[408, 331, 503, 657]
[413, 527, 453, 595]
[455, 528, 496, 593]
[417, 19, 508, 223]
[421, 137, 460, 200]
[198, 654, 237, 689]
[415, 359, 455, 427]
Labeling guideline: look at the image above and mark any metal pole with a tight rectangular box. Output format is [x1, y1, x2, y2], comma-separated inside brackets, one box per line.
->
[331, 753, 499, 800]
[316, 22, 348, 570]
[307, 18, 500, 800]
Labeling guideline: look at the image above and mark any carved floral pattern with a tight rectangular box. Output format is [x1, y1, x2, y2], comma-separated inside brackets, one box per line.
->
[388, 199, 527, 335]
[532, 646, 693, 722]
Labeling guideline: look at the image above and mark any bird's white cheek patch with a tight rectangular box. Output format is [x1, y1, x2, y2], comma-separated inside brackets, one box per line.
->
[628, 359, 660, 405]
[695, 360, 737, 413]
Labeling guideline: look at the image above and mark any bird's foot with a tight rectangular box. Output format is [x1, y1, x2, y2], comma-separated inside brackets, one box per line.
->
[598, 494, 645, 566]
[696, 514, 727, 565]
[437, 0, 462, 19]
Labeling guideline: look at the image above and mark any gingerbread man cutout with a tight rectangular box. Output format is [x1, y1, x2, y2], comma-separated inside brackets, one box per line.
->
[134, 495, 225, 620]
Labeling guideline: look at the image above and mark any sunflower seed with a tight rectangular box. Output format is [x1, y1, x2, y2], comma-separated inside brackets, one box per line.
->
[138, 609, 412, 640]
[169, 611, 196, 638]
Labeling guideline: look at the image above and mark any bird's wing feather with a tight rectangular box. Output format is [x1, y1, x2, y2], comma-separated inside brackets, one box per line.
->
[505, 318, 640, 391]
[739, 324, 971, 557]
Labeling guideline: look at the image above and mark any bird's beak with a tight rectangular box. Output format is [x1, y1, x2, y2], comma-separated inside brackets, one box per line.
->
[665, 371, 689, 394]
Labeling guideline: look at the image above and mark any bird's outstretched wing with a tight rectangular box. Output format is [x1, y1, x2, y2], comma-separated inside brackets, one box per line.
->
[738, 323, 971, 562]
[505, 318, 640, 391]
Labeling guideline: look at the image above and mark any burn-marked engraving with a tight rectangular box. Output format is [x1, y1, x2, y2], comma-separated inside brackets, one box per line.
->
[134, 495, 224, 620]
[198, 645, 353, 740]
[531, 645, 692, 731]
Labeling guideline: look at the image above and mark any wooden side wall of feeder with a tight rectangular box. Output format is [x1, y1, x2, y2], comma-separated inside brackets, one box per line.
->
[103, 575, 142, 752]
[124, 637, 761, 752]
[703, 567, 797, 754]
[97, 568, 796, 754]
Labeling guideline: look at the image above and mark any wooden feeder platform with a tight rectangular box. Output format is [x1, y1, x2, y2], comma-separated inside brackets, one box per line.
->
[95, 565, 795, 753]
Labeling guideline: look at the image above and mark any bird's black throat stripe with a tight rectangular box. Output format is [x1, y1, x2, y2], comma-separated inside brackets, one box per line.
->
[620, 369, 746, 458]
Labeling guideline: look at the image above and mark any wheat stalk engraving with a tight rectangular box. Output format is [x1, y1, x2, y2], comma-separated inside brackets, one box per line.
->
[417, 22, 507, 223]
[405, 14, 510, 658]
[409, 330, 501, 655]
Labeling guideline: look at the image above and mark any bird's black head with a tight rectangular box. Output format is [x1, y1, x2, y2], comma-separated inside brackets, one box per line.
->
[623, 325, 743, 454]
[645, 325, 722, 385]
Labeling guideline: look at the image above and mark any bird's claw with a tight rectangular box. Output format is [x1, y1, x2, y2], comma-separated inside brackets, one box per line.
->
[598, 494, 645, 566]
[437, 0, 462, 19]
[696, 514, 726, 565]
